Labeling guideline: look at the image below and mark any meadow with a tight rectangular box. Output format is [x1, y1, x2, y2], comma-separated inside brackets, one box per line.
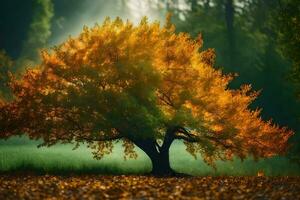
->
[1, 136, 299, 176]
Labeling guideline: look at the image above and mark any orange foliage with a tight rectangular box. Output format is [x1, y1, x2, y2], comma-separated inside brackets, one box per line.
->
[0, 17, 293, 165]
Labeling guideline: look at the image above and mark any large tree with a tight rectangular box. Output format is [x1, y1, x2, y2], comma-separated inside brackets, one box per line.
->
[0, 17, 293, 175]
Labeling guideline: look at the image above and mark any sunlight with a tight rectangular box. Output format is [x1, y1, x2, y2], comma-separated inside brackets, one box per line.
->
[50, 0, 164, 46]
[126, 0, 164, 23]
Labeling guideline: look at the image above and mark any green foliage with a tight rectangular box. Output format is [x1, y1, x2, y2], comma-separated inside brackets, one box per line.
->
[171, 0, 300, 126]
[276, 0, 300, 99]
[0, 50, 13, 99]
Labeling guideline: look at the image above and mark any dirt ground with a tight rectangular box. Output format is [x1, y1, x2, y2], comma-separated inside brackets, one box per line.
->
[0, 175, 299, 199]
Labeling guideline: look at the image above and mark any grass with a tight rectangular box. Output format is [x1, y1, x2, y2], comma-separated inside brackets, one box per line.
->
[0, 137, 299, 176]
[0, 140, 151, 175]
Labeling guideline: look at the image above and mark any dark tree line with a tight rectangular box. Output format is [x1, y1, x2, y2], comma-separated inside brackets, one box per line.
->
[159, 0, 300, 163]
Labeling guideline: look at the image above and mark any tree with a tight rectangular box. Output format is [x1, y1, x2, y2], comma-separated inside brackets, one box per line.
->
[224, 0, 236, 68]
[0, 50, 13, 100]
[275, 0, 300, 164]
[0, 17, 293, 175]
[276, 0, 300, 99]
[170, 1, 232, 68]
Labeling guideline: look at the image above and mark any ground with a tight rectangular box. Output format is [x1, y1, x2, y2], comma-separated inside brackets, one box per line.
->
[0, 175, 299, 199]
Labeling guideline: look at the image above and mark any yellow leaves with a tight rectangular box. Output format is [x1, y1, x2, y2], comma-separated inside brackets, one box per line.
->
[200, 48, 216, 66]
[164, 12, 173, 29]
[211, 124, 224, 133]
[41, 50, 66, 72]
[224, 149, 234, 160]
[196, 33, 204, 49]
[257, 170, 265, 177]
[2, 175, 300, 199]
[122, 139, 138, 160]
[184, 142, 197, 159]
[91, 141, 114, 160]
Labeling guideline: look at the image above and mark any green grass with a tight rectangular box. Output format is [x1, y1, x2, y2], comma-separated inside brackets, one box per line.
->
[170, 140, 300, 176]
[0, 137, 299, 176]
[0, 137, 151, 175]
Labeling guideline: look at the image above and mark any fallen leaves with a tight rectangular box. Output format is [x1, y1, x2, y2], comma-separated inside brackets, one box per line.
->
[0, 175, 299, 199]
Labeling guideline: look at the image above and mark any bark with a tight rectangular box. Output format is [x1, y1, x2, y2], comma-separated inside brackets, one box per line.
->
[130, 126, 190, 175]
[150, 149, 174, 175]
[166, 0, 170, 11]
[225, 0, 236, 67]
[131, 138, 175, 175]
[205, 0, 211, 10]
[191, 0, 210, 11]
[152, 127, 177, 175]
[191, 0, 197, 12]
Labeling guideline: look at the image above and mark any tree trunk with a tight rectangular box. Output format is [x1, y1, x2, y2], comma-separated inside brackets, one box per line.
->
[224, 0, 236, 67]
[130, 127, 179, 176]
[150, 149, 174, 175]
[191, 0, 197, 12]
[131, 139, 175, 175]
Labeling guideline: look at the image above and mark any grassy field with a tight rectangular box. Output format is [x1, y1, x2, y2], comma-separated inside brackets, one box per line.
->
[0, 136, 300, 176]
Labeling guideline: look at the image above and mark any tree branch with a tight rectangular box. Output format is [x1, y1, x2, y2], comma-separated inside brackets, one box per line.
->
[173, 126, 198, 141]
[158, 92, 175, 108]
[64, 114, 123, 142]
[76, 134, 123, 142]
[173, 126, 242, 152]
[155, 140, 162, 152]
[175, 134, 199, 142]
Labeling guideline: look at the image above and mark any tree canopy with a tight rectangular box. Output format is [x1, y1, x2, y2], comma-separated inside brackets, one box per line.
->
[0, 17, 293, 174]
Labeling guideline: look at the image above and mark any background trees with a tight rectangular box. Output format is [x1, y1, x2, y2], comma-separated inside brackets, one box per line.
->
[274, 0, 300, 163]
[276, 0, 300, 99]
[163, 0, 300, 164]
[0, 50, 13, 100]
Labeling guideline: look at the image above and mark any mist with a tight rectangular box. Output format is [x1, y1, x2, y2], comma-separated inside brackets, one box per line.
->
[49, 0, 166, 45]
